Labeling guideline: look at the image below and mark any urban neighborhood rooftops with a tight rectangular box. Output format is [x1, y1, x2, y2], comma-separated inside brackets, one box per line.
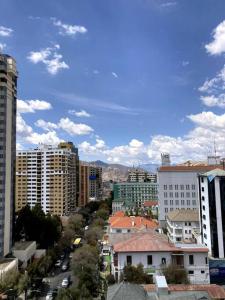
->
[107, 283, 148, 300]
[143, 201, 158, 207]
[113, 231, 208, 253]
[166, 209, 199, 222]
[158, 165, 223, 172]
[109, 215, 158, 230]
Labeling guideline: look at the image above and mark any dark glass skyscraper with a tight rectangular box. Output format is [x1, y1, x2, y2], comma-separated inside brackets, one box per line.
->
[0, 54, 17, 257]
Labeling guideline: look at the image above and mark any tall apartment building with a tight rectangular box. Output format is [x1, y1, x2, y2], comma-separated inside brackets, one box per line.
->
[79, 162, 103, 206]
[128, 169, 157, 183]
[113, 182, 158, 212]
[16, 142, 79, 215]
[158, 165, 221, 225]
[0, 54, 17, 257]
[198, 169, 225, 258]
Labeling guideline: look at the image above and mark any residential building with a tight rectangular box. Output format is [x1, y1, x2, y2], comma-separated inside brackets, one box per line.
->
[158, 165, 222, 225]
[143, 200, 158, 216]
[0, 54, 17, 257]
[108, 212, 158, 234]
[113, 182, 158, 212]
[111, 231, 209, 284]
[16, 142, 79, 215]
[79, 162, 103, 206]
[166, 209, 200, 243]
[144, 282, 225, 300]
[128, 169, 157, 183]
[198, 169, 225, 258]
[161, 153, 171, 166]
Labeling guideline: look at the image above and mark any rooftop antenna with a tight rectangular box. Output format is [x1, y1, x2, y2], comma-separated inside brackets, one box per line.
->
[214, 138, 217, 158]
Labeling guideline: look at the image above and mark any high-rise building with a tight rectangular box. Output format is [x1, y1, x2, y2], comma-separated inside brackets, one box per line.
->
[79, 162, 103, 206]
[112, 181, 158, 212]
[198, 169, 225, 258]
[128, 169, 157, 183]
[158, 165, 221, 225]
[16, 143, 79, 215]
[0, 54, 17, 257]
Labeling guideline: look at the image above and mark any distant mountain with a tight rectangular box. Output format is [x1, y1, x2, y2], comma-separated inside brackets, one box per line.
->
[89, 160, 158, 182]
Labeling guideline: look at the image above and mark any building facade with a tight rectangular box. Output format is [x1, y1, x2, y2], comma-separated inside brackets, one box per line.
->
[79, 162, 103, 206]
[113, 182, 158, 211]
[128, 169, 157, 183]
[166, 210, 200, 243]
[16, 143, 79, 215]
[0, 54, 17, 257]
[198, 169, 225, 258]
[111, 232, 209, 284]
[158, 165, 220, 225]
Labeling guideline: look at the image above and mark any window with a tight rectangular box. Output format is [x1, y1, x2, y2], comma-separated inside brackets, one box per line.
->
[169, 185, 173, 190]
[192, 192, 196, 198]
[201, 177, 204, 183]
[205, 257, 208, 264]
[203, 215, 206, 220]
[188, 270, 194, 275]
[164, 192, 167, 198]
[175, 200, 179, 205]
[164, 200, 168, 205]
[161, 257, 166, 265]
[169, 192, 173, 198]
[180, 185, 184, 190]
[127, 255, 132, 265]
[147, 255, 152, 265]
[164, 185, 167, 190]
[181, 192, 184, 198]
[204, 233, 207, 239]
[203, 224, 206, 229]
[186, 192, 190, 198]
[192, 200, 196, 205]
[202, 187, 204, 192]
[189, 255, 194, 265]
[181, 200, 185, 205]
[187, 200, 190, 206]
[186, 185, 190, 190]
[165, 208, 168, 213]
[170, 200, 173, 205]
[175, 184, 178, 190]
[191, 184, 195, 190]
[175, 192, 179, 198]
[201, 270, 205, 274]
[203, 205, 205, 211]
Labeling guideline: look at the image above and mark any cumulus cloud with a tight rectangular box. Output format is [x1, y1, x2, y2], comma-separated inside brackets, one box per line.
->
[0, 43, 6, 51]
[160, 1, 177, 8]
[27, 44, 69, 75]
[112, 72, 118, 78]
[35, 119, 58, 131]
[26, 131, 62, 145]
[205, 20, 225, 55]
[68, 109, 91, 117]
[51, 18, 87, 36]
[0, 26, 13, 37]
[201, 95, 225, 108]
[58, 117, 93, 135]
[17, 99, 52, 113]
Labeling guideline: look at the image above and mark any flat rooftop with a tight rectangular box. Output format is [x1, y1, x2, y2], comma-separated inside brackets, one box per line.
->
[13, 241, 35, 251]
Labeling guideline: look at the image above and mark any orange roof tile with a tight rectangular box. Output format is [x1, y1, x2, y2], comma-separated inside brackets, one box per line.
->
[112, 211, 125, 217]
[158, 165, 224, 172]
[109, 216, 158, 229]
[143, 201, 158, 207]
[143, 284, 225, 299]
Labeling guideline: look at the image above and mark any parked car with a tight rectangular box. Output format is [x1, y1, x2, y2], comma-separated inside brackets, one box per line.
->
[54, 259, 62, 267]
[61, 275, 71, 288]
[61, 261, 69, 271]
[46, 288, 57, 300]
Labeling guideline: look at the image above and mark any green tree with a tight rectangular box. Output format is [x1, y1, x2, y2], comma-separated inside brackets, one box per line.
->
[56, 287, 73, 300]
[96, 208, 109, 221]
[162, 264, 189, 284]
[85, 226, 103, 246]
[123, 263, 152, 284]
[68, 214, 84, 235]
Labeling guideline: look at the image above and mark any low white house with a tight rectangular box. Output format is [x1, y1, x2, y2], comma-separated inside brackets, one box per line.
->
[0, 259, 18, 281]
[166, 209, 200, 243]
[111, 231, 209, 284]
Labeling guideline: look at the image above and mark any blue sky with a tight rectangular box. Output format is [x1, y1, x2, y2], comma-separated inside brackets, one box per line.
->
[1, 0, 225, 165]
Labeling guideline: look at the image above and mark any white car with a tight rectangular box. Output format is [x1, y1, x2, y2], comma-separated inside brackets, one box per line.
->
[61, 277, 70, 288]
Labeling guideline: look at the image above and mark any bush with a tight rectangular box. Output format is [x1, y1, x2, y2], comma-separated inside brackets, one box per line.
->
[162, 264, 189, 284]
[122, 263, 152, 284]
[106, 274, 115, 285]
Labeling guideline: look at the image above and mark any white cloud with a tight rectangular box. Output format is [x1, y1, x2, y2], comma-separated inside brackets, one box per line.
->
[201, 95, 225, 108]
[27, 44, 69, 75]
[0, 43, 6, 51]
[68, 109, 91, 117]
[112, 72, 118, 78]
[58, 117, 93, 135]
[26, 131, 62, 145]
[93, 70, 100, 75]
[182, 61, 189, 67]
[17, 99, 52, 113]
[17, 114, 33, 137]
[35, 119, 58, 131]
[52, 18, 87, 36]
[0, 26, 13, 37]
[205, 20, 225, 55]
[187, 111, 225, 130]
[160, 1, 177, 8]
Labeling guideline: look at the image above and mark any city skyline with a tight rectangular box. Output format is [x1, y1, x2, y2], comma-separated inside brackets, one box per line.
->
[1, 0, 225, 165]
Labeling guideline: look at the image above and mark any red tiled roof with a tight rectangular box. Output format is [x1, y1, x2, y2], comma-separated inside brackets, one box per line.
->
[109, 215, 158, 229]
[143, 201, 158, 207]
[112, 211, 125, 217]
[158, 165, 223, 172]
[113, 231, 208, 253]
[143, 284, 225, 299]
[114, 232, 177, 252]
